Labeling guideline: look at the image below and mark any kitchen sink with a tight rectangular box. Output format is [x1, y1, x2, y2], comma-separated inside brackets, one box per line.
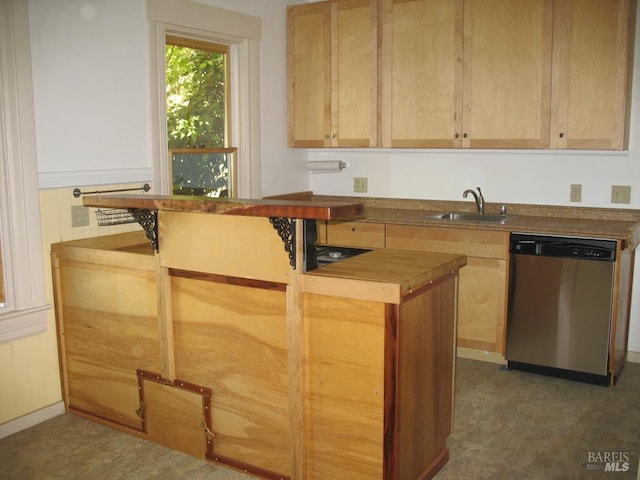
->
[425, 212, 513, 223]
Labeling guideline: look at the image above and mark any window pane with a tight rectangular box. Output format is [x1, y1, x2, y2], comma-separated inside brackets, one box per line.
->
[172, 151, 233, 198]
[165, 43, 227, 149]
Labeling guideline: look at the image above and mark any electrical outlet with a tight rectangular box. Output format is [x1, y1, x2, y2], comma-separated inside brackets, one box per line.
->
[570, 184, 582, 202]
[71, 205, 90, 227]
[611, 185, 631, 204]
[353, 177, 368, 193]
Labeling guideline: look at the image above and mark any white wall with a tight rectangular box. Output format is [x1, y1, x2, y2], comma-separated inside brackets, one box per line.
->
[29, 0, 305, 194]
[29, 0, 151, 188]
[308, 8, 640, 353]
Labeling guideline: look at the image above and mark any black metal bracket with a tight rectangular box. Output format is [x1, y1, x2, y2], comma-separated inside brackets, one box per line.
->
[129, 208, 159, 252]
[269, 217, 296, 270]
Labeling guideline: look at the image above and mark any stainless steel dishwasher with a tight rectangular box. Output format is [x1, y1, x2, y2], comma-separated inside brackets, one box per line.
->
[506, 233, 616, 385]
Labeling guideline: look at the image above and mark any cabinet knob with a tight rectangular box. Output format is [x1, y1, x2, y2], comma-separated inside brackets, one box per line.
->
[559, 133, 564, 138]
[351, 227, 356, 232]
[454, 133, 459, 139]
[324, 134, 330, 139]
[463, 133, 468, 138]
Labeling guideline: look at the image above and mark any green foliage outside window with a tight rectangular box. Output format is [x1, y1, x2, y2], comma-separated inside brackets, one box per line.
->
[166, 42, 232, 197]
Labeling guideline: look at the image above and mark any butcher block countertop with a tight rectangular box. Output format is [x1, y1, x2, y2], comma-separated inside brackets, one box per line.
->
[303, 249, 466, 304]
[268, 192, 640, 250]
[82, 194, 364, 221]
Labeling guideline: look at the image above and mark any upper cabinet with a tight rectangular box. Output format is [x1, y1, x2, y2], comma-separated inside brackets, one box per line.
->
[380, 0, 552, 149]
[379, 0, 463, 148]
[550, 0, 636, 150]
[460, 0, 553, 149]
[288, 0, 636, 150]
[287, 0, 378, 147]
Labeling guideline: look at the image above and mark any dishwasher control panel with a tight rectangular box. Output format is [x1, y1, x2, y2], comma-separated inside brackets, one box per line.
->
[510, 234, 616, 261]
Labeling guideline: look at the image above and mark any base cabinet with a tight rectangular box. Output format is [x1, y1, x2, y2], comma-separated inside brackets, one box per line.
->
[386, 224, 509, 353]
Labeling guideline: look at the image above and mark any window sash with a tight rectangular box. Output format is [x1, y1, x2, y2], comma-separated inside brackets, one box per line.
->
[146, 0, 261, 198]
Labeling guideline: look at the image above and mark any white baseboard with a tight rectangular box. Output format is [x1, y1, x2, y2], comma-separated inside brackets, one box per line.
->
[627, 350, 640, 363]
[457, 347, 506, 365]
[0, 402, 65, 439]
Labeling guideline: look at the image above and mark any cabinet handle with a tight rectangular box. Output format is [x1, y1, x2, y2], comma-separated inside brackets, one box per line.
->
[559, 133, 564, 138]
[463, 133, 467, 138]
[454, 133, 459, 139]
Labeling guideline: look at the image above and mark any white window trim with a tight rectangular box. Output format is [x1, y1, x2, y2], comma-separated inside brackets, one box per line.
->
[146, 0, 262, 197]
[0, 0, 51, 342]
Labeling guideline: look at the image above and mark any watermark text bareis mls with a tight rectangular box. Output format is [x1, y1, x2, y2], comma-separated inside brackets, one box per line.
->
[586, 451, 633, 472]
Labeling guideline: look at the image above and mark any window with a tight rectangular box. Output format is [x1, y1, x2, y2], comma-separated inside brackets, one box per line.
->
[0, 0, 50, 341]
[166, 36, 236, 197]
[146, 0, 261, 197]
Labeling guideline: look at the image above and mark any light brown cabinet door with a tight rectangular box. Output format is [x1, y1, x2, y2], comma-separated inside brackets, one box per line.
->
[288, 0, 377, 147]
[380, 0, 463, 148]
[325, 220, 386, 248]
[550, 0, 635, 150]
[385, 224, 509, 353]
[462, 0, 553, 148]
[287, 2, 330, 147]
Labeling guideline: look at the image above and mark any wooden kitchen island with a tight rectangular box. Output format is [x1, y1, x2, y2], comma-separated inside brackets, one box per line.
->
[51, 196, 466, 479]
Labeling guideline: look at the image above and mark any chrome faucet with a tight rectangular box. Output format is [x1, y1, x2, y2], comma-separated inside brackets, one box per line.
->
[463, 187, 485, 214]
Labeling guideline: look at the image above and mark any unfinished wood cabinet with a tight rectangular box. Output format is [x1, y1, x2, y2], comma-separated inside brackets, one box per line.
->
[287, 0, 377, 147]
[461, 0, 553, 148]
[379, 0, 463, 148]
[550, 0, 636, 150]
[379, 0, 552, 148]
[303, 249, 464, 479]
[386, 225, 509, 354]
[51, 232, 162, 430]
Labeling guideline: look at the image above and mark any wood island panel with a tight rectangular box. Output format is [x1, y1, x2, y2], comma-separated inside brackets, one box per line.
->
[51, 233, 161, 430]
[170, 275, 291, 478]
[303, 264, 460, 479]
[159, 211, 290, 284]
[303, 294, 386, 479]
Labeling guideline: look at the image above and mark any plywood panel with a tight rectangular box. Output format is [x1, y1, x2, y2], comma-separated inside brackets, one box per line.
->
[171, 276, 291, 477]
[386, 224, 508, 259]
[303, 293, 385, 479]
[141, 373, 210, 459]
[551, 0, 634, 149]
[335, 0, 377, 147]
[396, 278, 456, 479]
[457, 257, 507, 351]
[159, 211, 290, 283]
[463, 0, 552, 148]
[287, 2, 330, 147]
[57, 259, 161, 428]
[381, 0, 462, 147]
[326, 220, 385, 248]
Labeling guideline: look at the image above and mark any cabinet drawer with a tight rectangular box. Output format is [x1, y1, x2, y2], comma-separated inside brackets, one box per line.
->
[386, 224, 508, 259]
[325, 221, 386, 248]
